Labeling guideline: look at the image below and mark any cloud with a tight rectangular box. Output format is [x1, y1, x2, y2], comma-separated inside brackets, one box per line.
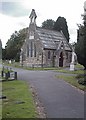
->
[0, 2, 30, 17]
[0, 13, 29, 48]
[0, 0, 85, 48]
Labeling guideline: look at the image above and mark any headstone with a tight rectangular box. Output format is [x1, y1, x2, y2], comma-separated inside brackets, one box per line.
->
[9, 60, 11, 64]
[15, 101, 25, 104]
[10, 72, 14, 79]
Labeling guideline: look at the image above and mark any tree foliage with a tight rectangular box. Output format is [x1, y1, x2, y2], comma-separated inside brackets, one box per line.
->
[75, 15, 86, 69]
[3, 28, 28, 61]
[0, 40, 2, 59]
[42, 19, 55, 30]
[53, 16, 70, 42]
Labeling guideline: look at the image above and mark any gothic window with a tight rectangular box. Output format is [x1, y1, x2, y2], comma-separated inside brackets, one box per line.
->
[27, 44, 29, 57]
[30, 41, 33, 57]
[48, 51, 51, 59]
[34, 43, 36, 57]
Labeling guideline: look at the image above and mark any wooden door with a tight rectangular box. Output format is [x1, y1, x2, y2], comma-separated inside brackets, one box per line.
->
[59, 52, 63, 67]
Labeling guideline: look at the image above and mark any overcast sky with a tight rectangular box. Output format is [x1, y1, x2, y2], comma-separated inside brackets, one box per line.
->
[0, 0, 85, 48]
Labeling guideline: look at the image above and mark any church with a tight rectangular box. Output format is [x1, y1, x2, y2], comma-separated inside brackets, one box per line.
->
[20, 9, 72, 67]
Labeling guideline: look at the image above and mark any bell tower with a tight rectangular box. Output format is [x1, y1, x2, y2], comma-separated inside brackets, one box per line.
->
[28, 9, 37, 40]
[29, 9, 37, 33]
[29, 9, 37, 25]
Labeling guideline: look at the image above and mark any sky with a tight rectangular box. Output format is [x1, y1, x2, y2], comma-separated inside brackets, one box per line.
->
[0, 0, 85, 48]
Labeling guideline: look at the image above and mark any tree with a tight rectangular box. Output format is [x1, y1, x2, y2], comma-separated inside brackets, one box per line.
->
[75, 15, 86, 69]
[0, 40, 2, 59]
[4, 28, 28, 61]
[42, 19, 55, 30]
[53, 16, 70, 42]
[2, 48, 6, 60]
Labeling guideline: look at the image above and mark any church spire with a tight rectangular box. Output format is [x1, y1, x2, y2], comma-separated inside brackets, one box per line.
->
[29, 9, 37, 24]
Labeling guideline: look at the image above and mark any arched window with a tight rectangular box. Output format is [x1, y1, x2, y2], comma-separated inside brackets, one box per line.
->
[27, 44, 29, 57]
[34, 43, 36, 57]
[30, 41, 33, 57]
[27, 42, 36, 58]
[48, 51, 51, 59]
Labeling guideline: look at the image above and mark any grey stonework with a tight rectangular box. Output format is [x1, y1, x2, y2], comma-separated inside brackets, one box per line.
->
[20, 9, 72, 67]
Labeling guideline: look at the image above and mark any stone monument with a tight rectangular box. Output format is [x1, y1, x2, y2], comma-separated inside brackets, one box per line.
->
[70, 48, 75, 71]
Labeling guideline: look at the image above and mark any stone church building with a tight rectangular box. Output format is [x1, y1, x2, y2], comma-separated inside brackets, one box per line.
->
[20, 9, 72, 67]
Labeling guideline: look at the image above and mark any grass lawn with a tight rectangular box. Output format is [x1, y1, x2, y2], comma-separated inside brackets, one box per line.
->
[3, 62, 59, 71]
[56, 69, 84, 74]
[2, 80, 37, 118]
[57, 75, 85, 91]
[56, 64, 84, 74]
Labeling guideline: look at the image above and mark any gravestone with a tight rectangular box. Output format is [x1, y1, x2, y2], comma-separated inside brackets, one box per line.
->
[10, 72, 14, 79]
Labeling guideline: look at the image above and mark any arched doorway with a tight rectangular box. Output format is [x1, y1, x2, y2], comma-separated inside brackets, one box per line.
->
[59, 52, 63, 67]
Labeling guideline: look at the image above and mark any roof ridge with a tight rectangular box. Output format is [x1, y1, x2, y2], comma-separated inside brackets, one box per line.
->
[36, 26, 61, 34]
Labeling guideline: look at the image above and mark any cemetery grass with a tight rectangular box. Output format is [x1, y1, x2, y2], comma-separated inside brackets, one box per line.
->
[56, 75, 85, 91]
[56, 69, 84, 74]
[2, 80, 37, 118]
[3, 61, 60, 71]
[56, 64, 84, 74]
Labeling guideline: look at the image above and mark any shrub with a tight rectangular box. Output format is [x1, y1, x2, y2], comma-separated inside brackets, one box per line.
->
[76, 74, 86, 79]
[78, 78, 86, 85]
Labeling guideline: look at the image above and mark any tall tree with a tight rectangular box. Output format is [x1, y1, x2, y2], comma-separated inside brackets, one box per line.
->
[42, 19, 55, 30]
[75, 14, 86, 69]
[53, 16, 70, 42]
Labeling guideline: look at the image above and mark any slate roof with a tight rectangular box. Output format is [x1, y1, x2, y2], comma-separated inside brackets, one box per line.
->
[36, 27, 72, 51]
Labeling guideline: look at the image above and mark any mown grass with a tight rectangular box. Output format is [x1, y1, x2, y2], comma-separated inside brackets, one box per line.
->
[2, 80, 37, 118]
[56, 64, 84, 74]
[3, 62, 60, 71]
[75, 64, 84, 69]
[56, 69, 84, 74]
[57, 75, 85, 91]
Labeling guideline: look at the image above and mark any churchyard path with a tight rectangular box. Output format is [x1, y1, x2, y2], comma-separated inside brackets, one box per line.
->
[2, 65, 84, 118]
